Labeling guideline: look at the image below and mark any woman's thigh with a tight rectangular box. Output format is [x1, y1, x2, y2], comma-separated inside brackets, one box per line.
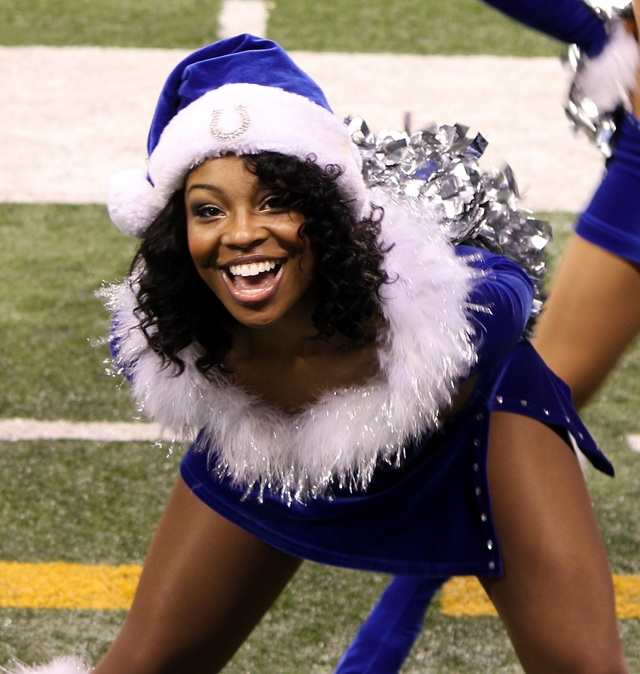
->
[94, 476, 302, 674]
[481, 411, 626, 674]
[533, 234, 640, 410]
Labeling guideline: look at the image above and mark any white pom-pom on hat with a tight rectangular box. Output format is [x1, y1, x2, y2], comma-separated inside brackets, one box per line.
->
[106, 168, 165, 238]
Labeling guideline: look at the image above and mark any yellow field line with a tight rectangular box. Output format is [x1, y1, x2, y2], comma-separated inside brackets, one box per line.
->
[440, 576, 640, 618]
[0, 561, 141, 610]
[2, 562, 640, 617]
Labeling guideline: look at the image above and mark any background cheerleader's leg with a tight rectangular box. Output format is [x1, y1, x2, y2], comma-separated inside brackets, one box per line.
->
[533, 235, 640, 410]
[333, 575, 447, 674]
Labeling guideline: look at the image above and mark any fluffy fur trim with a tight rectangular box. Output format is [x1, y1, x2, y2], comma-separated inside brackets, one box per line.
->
[5, 656, 91, 673]
[576, 21, 639, 111]
[106, 83, 367, 238]
[107, 188, 476, 499]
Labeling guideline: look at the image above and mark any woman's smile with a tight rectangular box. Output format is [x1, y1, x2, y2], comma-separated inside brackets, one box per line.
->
[185, 156, 316, 329]
[220, 255, 285, 305]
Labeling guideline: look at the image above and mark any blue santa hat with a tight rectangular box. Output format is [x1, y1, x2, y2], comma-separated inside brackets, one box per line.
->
[107, 34, 367, 237]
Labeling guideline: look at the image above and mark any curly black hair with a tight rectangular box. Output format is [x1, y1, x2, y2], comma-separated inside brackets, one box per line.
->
[131, 152, 389, 376]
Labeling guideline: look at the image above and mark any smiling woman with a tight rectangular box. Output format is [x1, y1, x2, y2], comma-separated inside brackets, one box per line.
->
[185, 157, 312, 316]
[130, 149, 387, 398]
[15, 33, 629, 674]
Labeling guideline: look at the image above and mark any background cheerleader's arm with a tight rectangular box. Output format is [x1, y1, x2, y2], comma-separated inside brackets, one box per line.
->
[481, 0, 608, 55]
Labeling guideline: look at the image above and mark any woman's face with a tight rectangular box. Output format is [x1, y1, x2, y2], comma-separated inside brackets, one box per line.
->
[185, 156, 316, 329]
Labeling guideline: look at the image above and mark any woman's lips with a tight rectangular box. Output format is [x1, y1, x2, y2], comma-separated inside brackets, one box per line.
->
[221, 261, 284, 305]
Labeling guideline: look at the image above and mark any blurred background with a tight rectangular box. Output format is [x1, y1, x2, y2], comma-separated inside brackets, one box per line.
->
[0, 2, 639, 671]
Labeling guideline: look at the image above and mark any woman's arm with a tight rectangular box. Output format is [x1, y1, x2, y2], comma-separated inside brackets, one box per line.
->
[441, 249, 534, 420]
[460, 248, 535, 374]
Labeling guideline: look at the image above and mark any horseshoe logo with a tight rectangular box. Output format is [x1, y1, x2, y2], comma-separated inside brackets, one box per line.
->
[210, 105, 250, 141]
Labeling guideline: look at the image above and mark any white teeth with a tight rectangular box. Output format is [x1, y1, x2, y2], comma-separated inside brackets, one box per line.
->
[229, 260, 278, 277]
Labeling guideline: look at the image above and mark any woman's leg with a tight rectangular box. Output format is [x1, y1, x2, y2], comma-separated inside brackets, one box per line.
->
[481, 411, 626, 673]
[533, 234, 640, 410]
[93, 477, 302, 674]
[333, 575, 447, 674]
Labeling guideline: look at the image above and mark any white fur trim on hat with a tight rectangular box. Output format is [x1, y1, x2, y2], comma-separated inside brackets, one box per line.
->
[107, 83, 367, 238]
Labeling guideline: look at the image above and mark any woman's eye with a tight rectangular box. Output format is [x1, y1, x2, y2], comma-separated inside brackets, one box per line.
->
[193, 204, 224, 219]
[260, 195, 286, 212]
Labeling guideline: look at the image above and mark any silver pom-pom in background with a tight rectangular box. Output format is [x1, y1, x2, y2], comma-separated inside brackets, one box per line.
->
[565, 1, 638, 156]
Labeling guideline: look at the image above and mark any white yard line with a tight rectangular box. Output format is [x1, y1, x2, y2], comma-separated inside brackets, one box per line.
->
[218, 0, 269, 39]
[0, 418, 175, 442]
[1, 417, 638, 453]
[627, 435, 640, 452]
[0, 47, 604, 212]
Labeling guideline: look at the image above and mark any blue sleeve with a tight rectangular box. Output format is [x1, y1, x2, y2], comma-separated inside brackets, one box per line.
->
[481, 0, 607, 56]
[575, 113, 640, 264]
[457, 247, 535, 375]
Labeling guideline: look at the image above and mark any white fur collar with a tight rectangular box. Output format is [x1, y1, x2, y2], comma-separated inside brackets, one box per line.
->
[7, 657, 91, 674]
[107, 188, 476, 501]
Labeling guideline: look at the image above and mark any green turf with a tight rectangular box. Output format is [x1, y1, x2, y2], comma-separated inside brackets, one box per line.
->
[0, 0, 561, 56]
[2, 567, 640, 672]
[2, 209, 640, 670]
[0, 609, 125, 669]
[269, 0, 563, 56]
[0, 440, 182, 565]
[0, 0, 222, 48]
[537, 211, 575, 278]
[0, 204, 138, 421]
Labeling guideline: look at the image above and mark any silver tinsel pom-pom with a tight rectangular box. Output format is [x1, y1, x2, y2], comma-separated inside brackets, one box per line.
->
[349, 116, 550, 328]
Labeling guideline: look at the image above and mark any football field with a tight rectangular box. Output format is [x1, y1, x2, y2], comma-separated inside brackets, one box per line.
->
[2, 1, 640, 671]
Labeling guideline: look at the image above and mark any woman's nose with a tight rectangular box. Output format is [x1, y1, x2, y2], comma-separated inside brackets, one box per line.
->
[221, 211, 268, 249]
